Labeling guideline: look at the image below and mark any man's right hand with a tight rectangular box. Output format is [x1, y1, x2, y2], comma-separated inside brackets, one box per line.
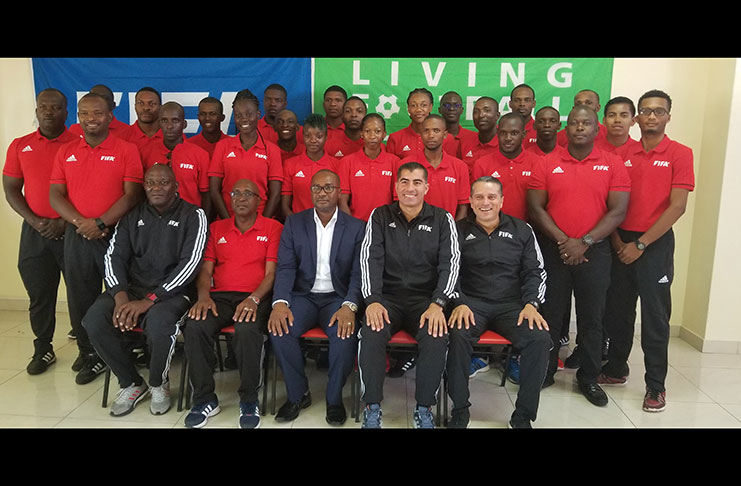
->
[365, 302, 390, 332]
[268, 302, 294, 336]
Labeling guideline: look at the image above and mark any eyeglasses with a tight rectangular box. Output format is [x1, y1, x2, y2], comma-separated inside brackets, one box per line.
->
[441, 103, 462, 110]
[638, 107, 669, 117]
[230, 189, 258, 199]
[310, 184, 337, 194]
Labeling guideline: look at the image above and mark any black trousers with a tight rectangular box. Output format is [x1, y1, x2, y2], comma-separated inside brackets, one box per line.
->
[185, 291, 269, 406]
[541, 238, 612, 384]
[602, 229, 675, 392]
[358, 293, 448, 407]
[83, 288, 190, 388]
[447, 298, 551, 422]
[63, 223, 108, 356]
[17, 221, 68, 355]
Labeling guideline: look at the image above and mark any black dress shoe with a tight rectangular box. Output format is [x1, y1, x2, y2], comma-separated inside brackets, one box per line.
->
[275, 392, 312, 422]
[578, 381, 608, 407]
[326, 403, 347, 426]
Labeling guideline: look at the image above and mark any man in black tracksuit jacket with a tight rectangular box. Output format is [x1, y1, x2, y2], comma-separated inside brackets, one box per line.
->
[83, 164, 208, 415]
[446, 176, 551, 428]
[358, 161, 460, 428]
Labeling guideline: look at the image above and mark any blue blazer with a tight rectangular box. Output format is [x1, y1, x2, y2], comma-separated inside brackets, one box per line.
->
[273, 208, 365, 308]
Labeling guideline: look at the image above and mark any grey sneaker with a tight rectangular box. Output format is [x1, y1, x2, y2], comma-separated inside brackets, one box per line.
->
[413, 405, 435, 429]
[110, 382, 149, 417]
[149, 382, 171, 415]
[361, 403, 382, 429]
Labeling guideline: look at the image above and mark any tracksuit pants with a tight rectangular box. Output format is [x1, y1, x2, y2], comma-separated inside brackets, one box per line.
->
[185, 291, 269, 406]
[83, 288, 190, 388]
[269, 291, 357, 406]
[17, 221, 68, 355]
[447, 298, 552, 422]
[358, 293, 448, 407]
[63, 223, 108, 357]
[602, 228, 675, 393]
[540, 238, 612, 385]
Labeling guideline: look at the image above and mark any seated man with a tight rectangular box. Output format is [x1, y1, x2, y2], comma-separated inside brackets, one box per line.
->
[358, 162, 460, 429]
[447, 176, 551, 428]
[83, 164, 208, 417]
[183, 179, 283, 429]
[268, 169, 365, 426]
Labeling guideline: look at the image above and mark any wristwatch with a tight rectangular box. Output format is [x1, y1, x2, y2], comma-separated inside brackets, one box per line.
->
[635, 239, 647, 251]
[526, 300, 540, 311]
[95, 218, 107, 231]
[249, 295, 260, 305]
[146, 292, 159, 304]
[581, 234, 595, 247]
[342, 301, 358, 313]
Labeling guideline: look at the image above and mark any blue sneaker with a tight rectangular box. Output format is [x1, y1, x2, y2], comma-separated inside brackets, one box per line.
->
[184, 400, 220, 428]
[507, 356, 520, 385]
[362, 403, 382, 429]
[239, 401, 261, 429]
[469, 357, 490, 378]
[413, 405, 435, 429]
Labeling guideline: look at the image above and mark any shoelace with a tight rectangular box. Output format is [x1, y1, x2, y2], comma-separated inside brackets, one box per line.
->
[363, 405, 382, 427]
[151, 385, 169, 402]
[415, 406, 434, 428]
[114, 385, 144, 404]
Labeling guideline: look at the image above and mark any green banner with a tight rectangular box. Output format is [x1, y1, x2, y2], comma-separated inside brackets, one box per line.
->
[314, 58, 614, 135]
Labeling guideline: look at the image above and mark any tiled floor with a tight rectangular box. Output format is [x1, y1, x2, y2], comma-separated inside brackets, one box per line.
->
[0, 308, 740, 429]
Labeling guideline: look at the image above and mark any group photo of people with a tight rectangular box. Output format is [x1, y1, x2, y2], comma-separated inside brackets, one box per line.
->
[1, 57, 718, 430]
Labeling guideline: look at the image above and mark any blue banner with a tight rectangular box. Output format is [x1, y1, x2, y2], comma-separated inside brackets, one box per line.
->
[31, 58, 312, 136]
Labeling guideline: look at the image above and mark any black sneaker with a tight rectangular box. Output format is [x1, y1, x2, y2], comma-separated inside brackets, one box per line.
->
[388, 356, 416, 378]
[75, 355, 108, 385]
[71, 354, 85, 372]
[67, 329, 77, 340]
[448, 408, 470, 429]
[27, 350, 56, 375]
[578, 381, 608, 407]
[564, 346, 581, 369]
[508, 413, 533, 429]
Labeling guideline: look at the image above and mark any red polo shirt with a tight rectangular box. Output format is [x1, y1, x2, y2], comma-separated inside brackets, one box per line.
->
[595, 136, 636, 161]
[121, 122, 163, 151]
[386, 125, 460, 160]
[208, 135, 284, 216]
[140, 137, 210, 207]
[472, 149, 542, 222]
[325, 131, 365, 159]
[278, 140, 305, 164]
[452, 125, 479, 156]
[339, 149, 399, 221]
[619, 136, 695, 232]
[204, 214, 283, 293]
[186, 131, 229, 159]
[396, 151, 470, 215]
[281, 152, 340, 213]
[529, 145, 630, 239]
[3, 128, 79, 218]
[521, 117, 538, 149]
[258, 117, 279, 144]
[460, 134, 499, 178]
[50, 134, 143, 219]
[69, 116, 131, 139]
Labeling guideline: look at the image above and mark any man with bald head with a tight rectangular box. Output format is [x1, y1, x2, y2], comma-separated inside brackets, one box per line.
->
[140, 101, 211, 215]
[527, 105, 630, 407]
[187, 96, 228, 158]
[461, 96, 501, 172]
[183, 178, 283, 429]
[69, 84, 131, 139]
[83, 164, 208, 417]
[508, 84, 537, 148]
[557, 89, 607, 147]
[268, 169, 365, 426]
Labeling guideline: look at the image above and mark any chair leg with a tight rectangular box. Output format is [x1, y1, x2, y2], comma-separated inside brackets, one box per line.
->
[178, 354, 188, 412]
[102, 368, 111, 407]
[442, 372, 448, 427]
[261, 342, 270, 415]
[270, 350, 278, 415]
[501, 345, 512, 387]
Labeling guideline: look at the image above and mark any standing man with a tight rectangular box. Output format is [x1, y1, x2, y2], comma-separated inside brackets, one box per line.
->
[447, 176, 550, 428]
[259, 84, 289, 144]
[69, 85, 130, 139]
[121, 87, 163, 151]
[460, 96, 500, 175]
[187, 96, 228, 159]
[599, 90, 695, 413]
[398, 114, 470, 220]
[268, 169, 365, 426]
[597, 96, 638, 156]
[274, 109, 305, 164]
[438, 91, 478, 159]
[472, 113, 541, 222]
[508, 84, 537, 149]
[557, 89, 607, 147]
[3, 88, 79, 374]
[324, 96, 366, 159]
[527, 107, 562, 157]
[183, 178, 283, 429]
[140, 101, 211, 215]
[83, 164, 207, 416]
[358, 161, 460, 428]
[527, 105, 630, 407]
[49, 92, 144, 385]
[321, 85, 349, 147]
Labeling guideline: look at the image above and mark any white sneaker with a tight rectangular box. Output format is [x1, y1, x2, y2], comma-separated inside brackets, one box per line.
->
[150, 382, 171, 415]
[110, 382, 149, 417]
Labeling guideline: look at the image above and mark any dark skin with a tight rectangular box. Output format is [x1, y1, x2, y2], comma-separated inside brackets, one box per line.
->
[112, 165, 178, 331]
[534, 108, 561, 154]
[49, 95, 143, 240]
[280, 125, 327, 219]
[527, 106, 628, 265]
[4, 90, 68, 240]
[189, 179, 277, 324]
[420, 117, 468, 220]
[269, 171, 356, 340]
[197, 101, 226, 144]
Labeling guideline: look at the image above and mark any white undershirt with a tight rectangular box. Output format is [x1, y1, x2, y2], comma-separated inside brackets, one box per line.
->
[311, 208, 338, 293]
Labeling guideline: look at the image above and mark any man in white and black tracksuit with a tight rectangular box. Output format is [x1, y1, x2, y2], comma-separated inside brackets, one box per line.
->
[83, 164, 208, 416]
[447, 176, 551, 429]
[358, 161, 460, 429]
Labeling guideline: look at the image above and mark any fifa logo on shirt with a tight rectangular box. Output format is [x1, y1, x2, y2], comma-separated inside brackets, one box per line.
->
[255, 153, 267, 160]
[180, 163, 194, 170]
[381, 170, 393, 176]
[498, 231, 513, 239]
[653, 160, 671, 167]
[100, 155, 116, 162]
[168, 220, 180, 227]
[444, 176, 457, 183]
[593, 165, 610, 171]
[418, 224, 432, 232]
[256, 236, 268, 242]
[522, 171, 531, 176]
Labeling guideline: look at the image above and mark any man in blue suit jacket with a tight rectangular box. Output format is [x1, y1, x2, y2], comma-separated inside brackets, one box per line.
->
[268, 169, 365, 426]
